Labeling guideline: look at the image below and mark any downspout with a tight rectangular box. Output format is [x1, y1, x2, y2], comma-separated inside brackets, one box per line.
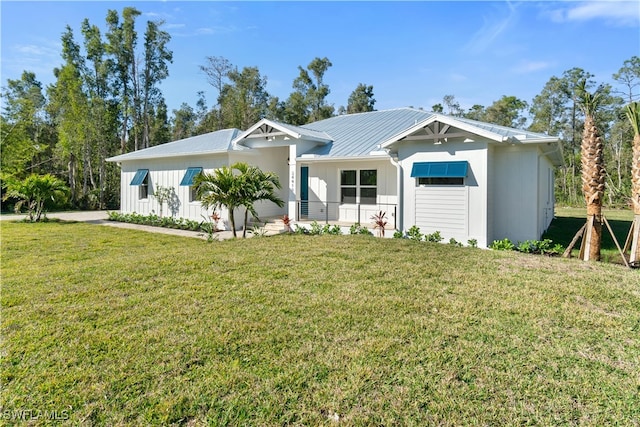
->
[388, 152, 403, 231]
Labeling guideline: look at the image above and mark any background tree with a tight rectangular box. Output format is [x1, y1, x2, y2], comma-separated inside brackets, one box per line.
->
[431, 103, 443, 113]
[346, 83, 376, 114]
[285, 57, 334, 124]
[442, 95, 463, 116]
[47, 27, 90, 206]
[1, 71, 53, 179]
[106, 7, 140, 154]
[613, 56, 640, 103]
[482, 96, 529, 128]
[464, 104, 486, 121]
[219, 66, 269, 130]
[171, 103, 197, 140]
[139, 19, 173, 149]
[199, 56, 232, 130]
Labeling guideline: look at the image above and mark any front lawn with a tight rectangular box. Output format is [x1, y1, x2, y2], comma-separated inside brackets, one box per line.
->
[1, 222, 639, 425]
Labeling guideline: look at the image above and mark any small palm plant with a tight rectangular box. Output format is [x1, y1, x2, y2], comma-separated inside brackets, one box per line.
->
[282, 214, 293, 232]
[371, 211, 388, 237]
[2, 174, 68, 222]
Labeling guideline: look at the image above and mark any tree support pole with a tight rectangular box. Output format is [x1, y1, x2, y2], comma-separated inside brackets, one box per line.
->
[563, 223, 586, 258]
[602, 216, 629, 268]
[623, 215, 640, 267]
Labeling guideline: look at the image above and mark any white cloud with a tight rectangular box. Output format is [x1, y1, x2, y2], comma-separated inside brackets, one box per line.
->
[450, 73, 468, 82]
[548, 0, 639, 27]
[512, 60, 553, 74]
[464, 2, 520, 54]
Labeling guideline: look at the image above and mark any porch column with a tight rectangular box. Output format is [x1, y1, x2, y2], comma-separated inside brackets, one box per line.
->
[288, 144, 297, 220]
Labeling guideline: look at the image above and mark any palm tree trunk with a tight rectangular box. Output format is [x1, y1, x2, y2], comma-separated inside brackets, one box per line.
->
[630, 134, 640, 263]
[229, 208, 237, 238]
[243, 209, 249, 238]
[581, 114, 605, 261]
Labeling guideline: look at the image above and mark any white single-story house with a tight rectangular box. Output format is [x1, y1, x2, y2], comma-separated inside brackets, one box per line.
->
[107, 108, 562, 247]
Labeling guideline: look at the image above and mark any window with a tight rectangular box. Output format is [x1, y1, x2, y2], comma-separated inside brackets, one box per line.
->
[417, 177, 464, 186]
[180, 167, 203, 202]
[340, 170, 356, 203]
[359, 170, 377, 204]
[130, 169, 150, 200]
[340, 169, 377, 204]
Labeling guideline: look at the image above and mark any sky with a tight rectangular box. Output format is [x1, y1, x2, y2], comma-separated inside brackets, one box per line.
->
[1, 1, 639, 117]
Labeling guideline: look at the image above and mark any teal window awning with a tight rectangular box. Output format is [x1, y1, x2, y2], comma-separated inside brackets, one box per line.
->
[130, 169, 149, 185]
[180, 167, 203, 186]
[410, 161, 468, 178]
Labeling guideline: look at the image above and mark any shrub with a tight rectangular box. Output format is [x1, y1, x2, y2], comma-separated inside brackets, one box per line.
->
[326, 224, 342, 235]
[490, 238, 515, 251]
[425, 231, 443, 243]
[393, 230, 404, 239]
[309, 221, 323, 235]
[516, 239, 563, 256]
[467, 239, 478, 248]
[407, 225, 423, 241]
[449, 238, 463, 247]
[294, 224, 309, 235]
[107, 212, 209, 233]
[349, 223, 372, 235]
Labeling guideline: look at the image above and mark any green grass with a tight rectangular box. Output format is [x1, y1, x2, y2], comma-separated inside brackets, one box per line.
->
[2, 222, 639, 425]
[544, 207, 634, 264]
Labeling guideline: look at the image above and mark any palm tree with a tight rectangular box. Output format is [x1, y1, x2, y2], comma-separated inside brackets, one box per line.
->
[577, 80, 605, 261]
[193, 166, 242, 237]
[193, 162, 284, 238]
[234, 163, 284, 238]
[625, 102, 640, 263]
[2, 174, 68, 222]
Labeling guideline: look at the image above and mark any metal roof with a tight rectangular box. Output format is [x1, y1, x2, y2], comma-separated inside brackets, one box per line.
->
[300, 108, 434, 157]
[107, 109, 561, 164]
[107, 128, 241, 162]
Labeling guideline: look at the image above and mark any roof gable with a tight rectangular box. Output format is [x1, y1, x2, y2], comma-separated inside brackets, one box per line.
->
[381, 114, 558, 148]
[232, 118, 332, 147]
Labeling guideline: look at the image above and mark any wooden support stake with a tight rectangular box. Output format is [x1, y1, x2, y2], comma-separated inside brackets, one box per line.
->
[623, 219, 634, 253]
[563, 223, 586, 258]
[602, 216, 630, 268]
[630, 216, 640, 265]
[580, 215, 595, 261]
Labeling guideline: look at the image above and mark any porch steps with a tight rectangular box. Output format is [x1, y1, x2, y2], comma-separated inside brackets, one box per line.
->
[253, 218, 289, 235]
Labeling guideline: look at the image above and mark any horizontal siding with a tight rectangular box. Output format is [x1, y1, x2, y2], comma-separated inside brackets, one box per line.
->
[415, 186, 467, 235]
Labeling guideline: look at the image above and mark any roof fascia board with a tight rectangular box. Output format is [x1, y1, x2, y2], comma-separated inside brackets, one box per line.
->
[297, 155, 390, 163]
[106, 150, 229, 163]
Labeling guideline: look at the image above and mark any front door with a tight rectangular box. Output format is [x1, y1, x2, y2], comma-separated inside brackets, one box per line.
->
[300, 166, 309, 216]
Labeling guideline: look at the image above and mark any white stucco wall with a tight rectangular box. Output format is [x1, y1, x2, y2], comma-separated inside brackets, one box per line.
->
[118, 147, 290, 229]
[490, 144, 553, 244]
[397, 140, 489, 247]
[119, 154, 228, 222]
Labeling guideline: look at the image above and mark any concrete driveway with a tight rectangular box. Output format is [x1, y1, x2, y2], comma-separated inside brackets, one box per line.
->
[0, 211, 241, 240]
